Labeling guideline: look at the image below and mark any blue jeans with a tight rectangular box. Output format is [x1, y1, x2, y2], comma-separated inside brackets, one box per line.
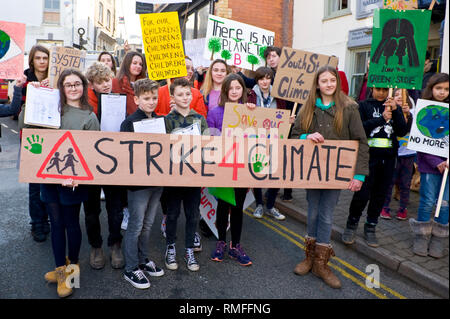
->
[123, 187, 163, 272]
[29, 183, 48, 228]
[306, 189, 341, 244]
[253, 188, 279, 209]
[417, 173, 449, 225]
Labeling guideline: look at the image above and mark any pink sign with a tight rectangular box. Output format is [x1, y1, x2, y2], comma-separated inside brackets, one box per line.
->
[0, 21, 26, 79]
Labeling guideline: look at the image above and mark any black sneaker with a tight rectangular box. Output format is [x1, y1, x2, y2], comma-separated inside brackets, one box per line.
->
[139, 259, 164, 277]
[281, 194, 293, 202]
[123, 268, 150, 289]
[193, 232, 202, 252]
[364, 223, 379, 248]
[31, 226, 46, 242]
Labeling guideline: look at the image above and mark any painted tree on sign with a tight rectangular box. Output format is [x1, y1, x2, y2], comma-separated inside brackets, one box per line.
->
[259, 46, 267, 66]
[208, 37, 222, 60]
[221, 50, 232, 63]
[247, 54, 259, 71]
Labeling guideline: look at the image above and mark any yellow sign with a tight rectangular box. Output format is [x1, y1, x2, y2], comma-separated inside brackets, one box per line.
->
[140, 12, 187, 81]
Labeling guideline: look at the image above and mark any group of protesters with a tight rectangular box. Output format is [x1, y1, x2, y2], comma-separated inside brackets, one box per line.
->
[0, 41, 448, 297]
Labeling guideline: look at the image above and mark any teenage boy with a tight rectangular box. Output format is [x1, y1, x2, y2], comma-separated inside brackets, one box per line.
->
[164, 78, 209, 272]
[120, 78, 165, 289]
[342, 87, 407, 247]
[84, 62, 125, 270]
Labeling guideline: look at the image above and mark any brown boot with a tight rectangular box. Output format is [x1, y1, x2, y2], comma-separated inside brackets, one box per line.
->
[44, 257, 70, 283]
[294, 236, 316, 275]
[55, 266, 73, 298]
[311, 243, 342, 289]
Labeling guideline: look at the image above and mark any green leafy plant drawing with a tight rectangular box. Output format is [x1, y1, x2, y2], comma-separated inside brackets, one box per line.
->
[221, 49, 232, 62]
[208, 37, 222, 61]
[247, 54, 260, 71]
[259, 45, 267, 66]
[24, 134, 44, 154]
[252, 154, 268, 173]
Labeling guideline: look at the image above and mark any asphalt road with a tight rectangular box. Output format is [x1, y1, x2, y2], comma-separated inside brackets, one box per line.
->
[0, 116, 440, 304]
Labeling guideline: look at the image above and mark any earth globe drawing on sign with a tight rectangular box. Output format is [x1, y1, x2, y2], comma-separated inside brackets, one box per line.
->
[417, 105, 449, 139]
[0, 30, 11, 59]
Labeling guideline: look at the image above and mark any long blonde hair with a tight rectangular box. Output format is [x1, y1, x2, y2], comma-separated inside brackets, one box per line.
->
[200, 59, 230, 98]
[300, 65, 354, 135]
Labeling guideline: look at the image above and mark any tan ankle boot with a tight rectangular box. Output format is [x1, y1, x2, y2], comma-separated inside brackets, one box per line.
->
[44, 257, 70, 283]
[111, 243, 124, 269]
[311, 243, 342, 289]
[55, 266, 73, 298]
[294, 236, 316, 275]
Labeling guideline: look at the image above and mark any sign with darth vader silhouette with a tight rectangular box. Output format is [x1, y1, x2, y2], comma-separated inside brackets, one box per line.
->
[407, 99, 449, 158]
[368, 9, 431, 90]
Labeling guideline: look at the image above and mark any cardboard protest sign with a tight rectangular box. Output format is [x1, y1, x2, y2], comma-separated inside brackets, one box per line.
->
[221, 103, 291, 139]
[204, 15, 275, 71]
[407, 99, 449, 158]
[368, 9, 431, 90]
[140, 12, 187, 81]
[383, 0, 418, 9]
[0, 20, 25, 79]
[48, 46, 86, 89]
[19, 128, 359, 189]
[272, 48, 338, 104]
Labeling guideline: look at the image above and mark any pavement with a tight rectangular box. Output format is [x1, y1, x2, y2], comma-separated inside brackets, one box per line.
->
[274, 188, 449, 298]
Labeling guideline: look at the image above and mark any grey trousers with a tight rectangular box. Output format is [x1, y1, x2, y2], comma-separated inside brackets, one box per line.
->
[123, 187, 163, 272]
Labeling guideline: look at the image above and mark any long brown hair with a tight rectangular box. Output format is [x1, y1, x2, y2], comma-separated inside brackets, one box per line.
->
[300, 65, 354, 134]
[200, 59, 231, 98]
[57, 68, 92, 114]
[421, 73, 449, 103]
[98, 51, 117, 75]
[28, 45, 50, 76]
[218, 73, 247, 107]
[116, 51, 146, 83]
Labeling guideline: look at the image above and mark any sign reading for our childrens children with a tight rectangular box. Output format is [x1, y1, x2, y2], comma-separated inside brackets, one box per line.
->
[140, 12, 187, 81]
[48, 46, 86, 89]
[0, 20, 25, 79]
[19, 128, 359, 190]
[407, 99, 449, 158]
[367, 9, 431, 90]
[221, 103, 291, 139]
[271, 48, 338, 104]
[204, 15, 275, 71]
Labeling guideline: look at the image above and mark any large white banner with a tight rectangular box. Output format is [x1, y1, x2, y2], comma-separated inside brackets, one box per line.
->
[184, 38, 212, 68]
[407, 99, 449, 158]
[203, 15, 275, 71]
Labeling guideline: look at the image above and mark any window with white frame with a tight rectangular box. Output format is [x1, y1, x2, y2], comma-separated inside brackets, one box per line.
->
[107, 9, 111, 30]
[43, 0, 60, 24]
[324, 0, 351, 20]
[350, 49, 371, 99]
[99, 2, 104, 24]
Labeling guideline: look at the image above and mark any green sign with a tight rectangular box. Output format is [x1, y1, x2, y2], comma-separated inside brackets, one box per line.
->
[368, 9, 431, 89]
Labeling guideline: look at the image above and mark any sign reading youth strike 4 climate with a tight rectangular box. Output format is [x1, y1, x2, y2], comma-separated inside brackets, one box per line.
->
[140, 12, 187, 80]
[19, 129, 359, 189]
[272, 48, 338, 104]
[368, 9, 431, 89]
[407, 99, 449, 158]
[204, 15, 275, 71]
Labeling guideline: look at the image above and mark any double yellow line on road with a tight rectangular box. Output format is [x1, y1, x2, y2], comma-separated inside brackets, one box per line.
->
[244, 208, 407, 299]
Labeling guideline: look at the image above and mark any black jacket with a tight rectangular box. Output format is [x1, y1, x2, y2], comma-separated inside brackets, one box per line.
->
[358, 98, 408, 159]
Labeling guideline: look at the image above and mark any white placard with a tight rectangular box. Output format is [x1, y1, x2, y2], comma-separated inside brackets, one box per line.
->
[100, 94, 127, 132]
[24, 84, 61, 128]
[133, 117, 166, 134]
[204, 14, 275, 70]
[172, 121, 201, 136]
[137, 0, 192, 3]
[407, 99, 449, 158]
[184, 38, 211, 68]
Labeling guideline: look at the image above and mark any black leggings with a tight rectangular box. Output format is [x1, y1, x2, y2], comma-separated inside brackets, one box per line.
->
[47, 202, 82, 267]
[216, 188, 248, 246]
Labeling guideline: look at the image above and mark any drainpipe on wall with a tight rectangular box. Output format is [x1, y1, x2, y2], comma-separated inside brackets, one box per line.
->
[282, 0, 291, 47]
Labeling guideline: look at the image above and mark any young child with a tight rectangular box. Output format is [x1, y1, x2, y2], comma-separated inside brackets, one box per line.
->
[84, 62, 126, 270]
[381, 89, 415, 220]
[342, 86, 408, 248]
[35, 68, 100, 298]
[120, 78, 165, 289]
[247, 67, 288, 221]
[207, 73, 256, 266]
[164, 78, 208, 272]
[409, 73, 449, 258]
[290, 66, 369, 289]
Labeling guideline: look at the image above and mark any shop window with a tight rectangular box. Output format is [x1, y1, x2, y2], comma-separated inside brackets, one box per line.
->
[350, 49, 371, 99]
[324, 0, 351, 20]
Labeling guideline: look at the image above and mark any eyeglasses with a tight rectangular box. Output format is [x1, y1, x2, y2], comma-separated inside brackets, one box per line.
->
[63, 82, 83, 90]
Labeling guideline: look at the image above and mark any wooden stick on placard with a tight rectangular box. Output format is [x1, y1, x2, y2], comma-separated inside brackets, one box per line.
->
[428, 0, 437, 10]
[435, 158, 449, 218]
[289, 102, 298, 131]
